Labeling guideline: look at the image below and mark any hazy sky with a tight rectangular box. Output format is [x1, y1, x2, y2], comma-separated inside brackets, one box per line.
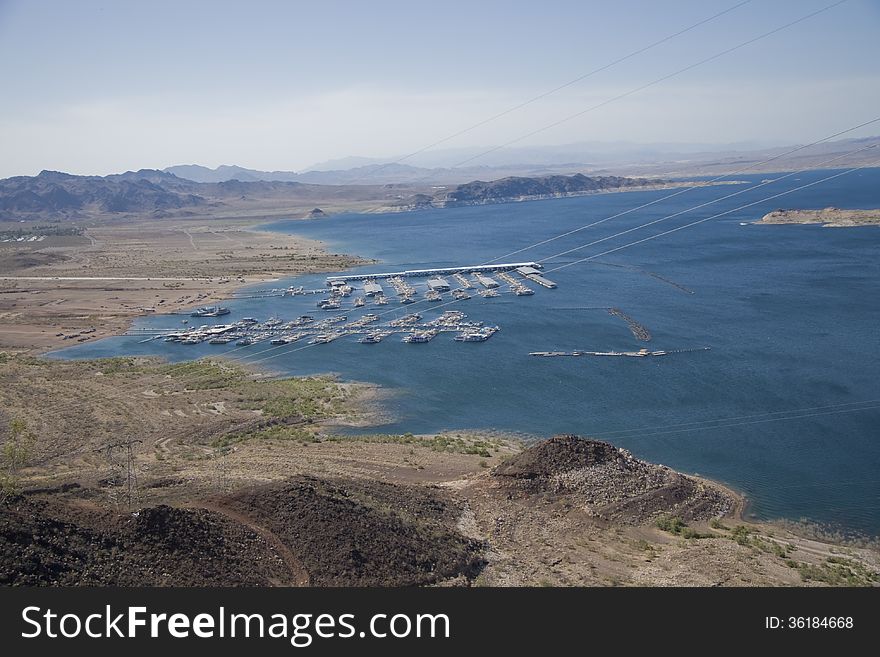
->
[1, 0, 878, 177]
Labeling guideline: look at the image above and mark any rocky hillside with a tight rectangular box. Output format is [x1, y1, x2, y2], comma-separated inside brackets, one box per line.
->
[444, 173, 658, 205]
[0, 170, 345, 221]
[492, 435, 733, 524]
[0, 170, 205, 219]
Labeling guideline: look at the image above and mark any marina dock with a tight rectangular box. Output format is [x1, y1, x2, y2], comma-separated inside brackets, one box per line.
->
[129, 310, 501, 347]
[426, 276, 451, 291]
[514, 265, 556, 288]
[363, 280, 383, 296]
[326, 262, 543, 284]
[525, 274, 557, 289]
[474, 273, 499, 289]
[139, 260, 558, 351]
[529, 347, 710, 358]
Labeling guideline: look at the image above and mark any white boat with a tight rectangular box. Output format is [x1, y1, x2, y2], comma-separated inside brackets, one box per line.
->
[402, 330, 437, 343]
[191, 306, 230, 317]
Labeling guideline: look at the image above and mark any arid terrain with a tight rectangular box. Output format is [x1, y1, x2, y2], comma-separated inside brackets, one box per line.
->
[758, 207, 880, 227]
[1, 356, 877, 587]
[0, 217, 369, 353]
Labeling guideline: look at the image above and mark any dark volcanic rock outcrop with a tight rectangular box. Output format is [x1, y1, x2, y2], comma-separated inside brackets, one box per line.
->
[494, 435, 620, 478]
[0, 498, 287, 586]
[0, 475, 486, 587]
[493, 435, 734, 524]
[223, 476, 485, 587]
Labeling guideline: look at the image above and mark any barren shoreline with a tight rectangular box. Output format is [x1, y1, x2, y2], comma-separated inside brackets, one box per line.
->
[0, 220, 369, 354]
[758, 207, 880, 227]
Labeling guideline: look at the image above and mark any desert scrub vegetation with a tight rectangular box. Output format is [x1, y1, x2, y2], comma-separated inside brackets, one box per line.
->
[324, 432, 504, 457]
[0, 355, 362, 461]
[236, 376, 347, 419]
[655, 514, 712, 539]
[157, 360, 248, 390]
[97, 356, 151, 375]
[790, 556, 879, 586]
[731, 524, 752, 545]
[722, 525, 794, 558]
[709, 518, 728, 530]
[212, 425, 317, 449]
[0, 418, 35, 501]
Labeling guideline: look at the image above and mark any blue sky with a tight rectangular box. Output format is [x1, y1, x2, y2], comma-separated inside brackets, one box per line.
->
[1, 0, 878, 176]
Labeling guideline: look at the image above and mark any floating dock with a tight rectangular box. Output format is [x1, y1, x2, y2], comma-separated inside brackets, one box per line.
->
[453, 273, 474, 289]
[326, 262, 542, 284]
[529, 347, 710, 358]
[363, 281, 383, 296]
[136, 310, 498, 348]
[426, 277, 451, 291]
[526, 274, 557, 289]
[474, 273, 499, 289]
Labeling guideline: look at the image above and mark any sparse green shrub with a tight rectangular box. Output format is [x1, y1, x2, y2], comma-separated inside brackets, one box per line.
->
[656, 514, 687, 535]
[0, 418, 35, 500]
[680, 527, 712, 540]
[770, 541, 788, 558]
[796, 557, 879, 586]
[321, 432, 496, 456]
[98, 357, 146, 375]
[213, 425, 316, 449]
[731, 525, 753, 546]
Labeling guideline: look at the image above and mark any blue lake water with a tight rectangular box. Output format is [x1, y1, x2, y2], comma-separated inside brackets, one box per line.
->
[54, 168, 880, 535]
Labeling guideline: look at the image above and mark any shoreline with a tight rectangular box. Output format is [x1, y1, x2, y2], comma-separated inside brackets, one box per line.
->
[756, 207, 880, 228]
[0, 219, 369, 355]
[362, 178, 747, 213]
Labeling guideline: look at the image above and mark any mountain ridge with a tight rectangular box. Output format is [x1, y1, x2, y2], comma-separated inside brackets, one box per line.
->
[0, 169, 661, 221]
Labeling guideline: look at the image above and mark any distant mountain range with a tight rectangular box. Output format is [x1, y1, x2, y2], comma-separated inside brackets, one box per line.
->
[0, 169, 331, 220]
[0, 170, 657, 221]
[163, 164, 303, 184]
[163, 136, 880, 185]
[3, 135, 878, 221]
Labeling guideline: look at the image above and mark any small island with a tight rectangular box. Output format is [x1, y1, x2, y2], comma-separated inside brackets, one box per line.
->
[758, 207, 880, 227]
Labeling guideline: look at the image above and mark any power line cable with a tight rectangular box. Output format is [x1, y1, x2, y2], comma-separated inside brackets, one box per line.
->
[352, 0, 755, 180]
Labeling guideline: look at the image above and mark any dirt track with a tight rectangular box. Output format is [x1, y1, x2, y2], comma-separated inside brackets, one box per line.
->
[189, 500, 310, 587]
